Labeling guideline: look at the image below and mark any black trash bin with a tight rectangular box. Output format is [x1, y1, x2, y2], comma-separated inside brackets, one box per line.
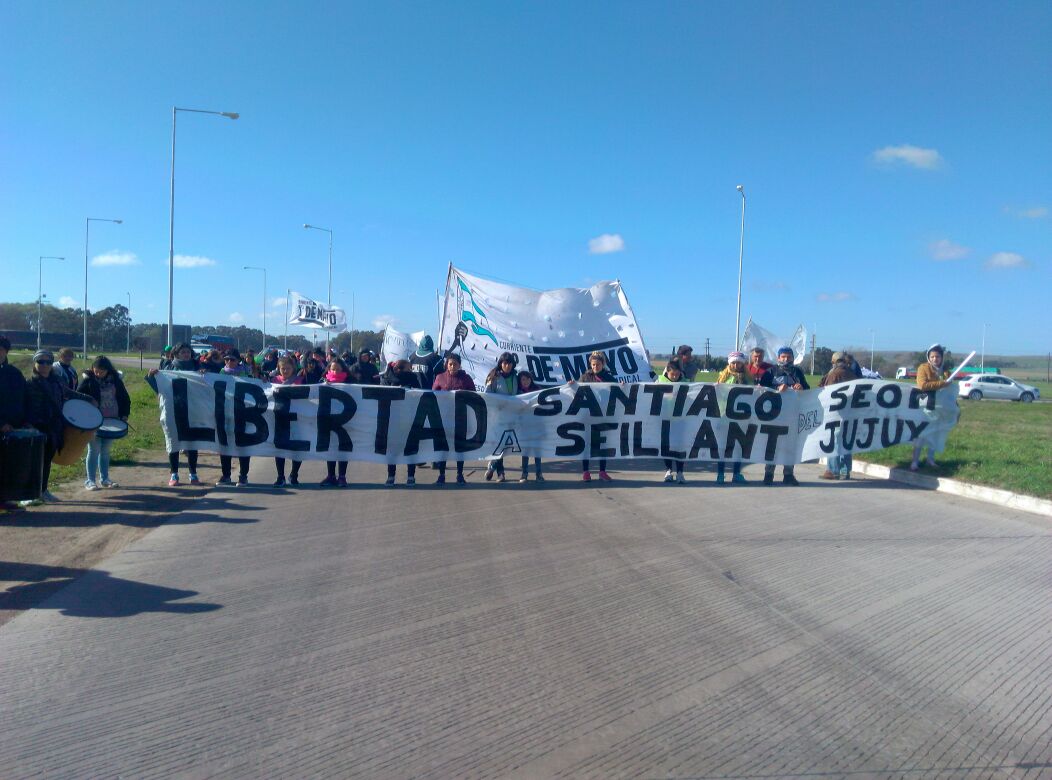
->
[0, 429, 45, 503]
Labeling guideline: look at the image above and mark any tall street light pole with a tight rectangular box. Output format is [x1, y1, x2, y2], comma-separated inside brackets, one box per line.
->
[244, 266, 267, 352]
[981, 323, 989, 369]
[870, 330, 875, 371]
[37, 256, 64, 350]
[303, 223, 334, 350]
[126, 292, 132, 353]
[85, 217, 122, 358]
[735, 185, 746, 350]
[167, 106, 239, 348]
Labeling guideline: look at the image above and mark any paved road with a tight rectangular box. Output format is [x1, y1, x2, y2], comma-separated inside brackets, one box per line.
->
[1, 460, 1050, 779]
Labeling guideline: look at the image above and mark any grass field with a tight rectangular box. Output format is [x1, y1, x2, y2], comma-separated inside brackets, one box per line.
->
[7, 354, 1050, 499]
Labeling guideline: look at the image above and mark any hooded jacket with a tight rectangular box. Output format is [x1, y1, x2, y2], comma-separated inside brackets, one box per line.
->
[759, 362, 809, 391]
[77, 371, 131, 419]
[347, 359, 380, 385]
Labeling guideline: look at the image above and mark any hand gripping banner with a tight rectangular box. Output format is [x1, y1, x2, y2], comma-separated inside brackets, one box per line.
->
[154, 373, 959, 466]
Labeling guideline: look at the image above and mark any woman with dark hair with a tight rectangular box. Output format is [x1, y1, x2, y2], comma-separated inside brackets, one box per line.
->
[320, 358, 352, 487]
[381, 359, 421, 486]
[657, 358, 688, 483]
[147, 342, 202, 486]
[516, 371, 544, 482]
[483, 352, 519, 482]
[78, 355, 131, 490]
[300, 355, 325, 385]
[271, 355, 304, 486]
[431, 353, 475, 485]
[572, 351, 617, 481]
[26, 350, 93, 501]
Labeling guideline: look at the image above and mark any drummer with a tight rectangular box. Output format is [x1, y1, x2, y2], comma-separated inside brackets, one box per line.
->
[25, 350, 93, 503]
[77, 356, 131, 490]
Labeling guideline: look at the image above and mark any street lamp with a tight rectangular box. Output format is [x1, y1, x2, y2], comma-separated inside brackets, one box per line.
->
[981, 323, 989, 369]
[37, 256, 64, 350]
[303, 223, 334, 350]
[85, 217, 122, 358]
[167, 106, 239, 348]
[126, 292, 132, 353]
[243, 266, 267, 352]
[870, 330, 875, 371]
[734, 185, 746, 350]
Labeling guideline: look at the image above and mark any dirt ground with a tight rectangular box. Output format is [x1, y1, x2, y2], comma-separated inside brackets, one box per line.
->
[0, 450, 234, 627]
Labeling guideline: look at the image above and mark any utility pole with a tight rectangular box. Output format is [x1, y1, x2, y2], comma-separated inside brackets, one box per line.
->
[810, 332, 817, 374]
[704, 337, 711, 370]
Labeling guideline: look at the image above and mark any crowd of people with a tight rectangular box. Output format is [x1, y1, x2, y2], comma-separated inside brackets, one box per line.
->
[0, 334, 953, 503]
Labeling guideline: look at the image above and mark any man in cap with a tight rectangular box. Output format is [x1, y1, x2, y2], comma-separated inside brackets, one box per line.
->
[759, 346, 809, 486]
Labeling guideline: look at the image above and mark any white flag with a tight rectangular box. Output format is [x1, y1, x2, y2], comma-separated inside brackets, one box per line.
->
[288, 291, 347, 331]
[380, 325, 427, 365]
[740, 319, 807, 366]
[438, 265, 652, 387]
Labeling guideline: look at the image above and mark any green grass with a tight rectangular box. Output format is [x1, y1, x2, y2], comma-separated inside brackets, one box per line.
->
[10, 355, 166, 486]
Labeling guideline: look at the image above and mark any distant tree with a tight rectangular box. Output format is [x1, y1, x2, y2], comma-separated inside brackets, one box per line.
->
[813, 347, 833, 375]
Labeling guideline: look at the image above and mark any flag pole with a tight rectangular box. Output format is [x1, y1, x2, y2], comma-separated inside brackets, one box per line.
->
[284, 290, 290, 351]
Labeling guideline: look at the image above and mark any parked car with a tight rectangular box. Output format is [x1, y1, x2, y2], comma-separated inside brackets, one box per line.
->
[958, 375, 1040, 402]
[895, 367, 918, 380]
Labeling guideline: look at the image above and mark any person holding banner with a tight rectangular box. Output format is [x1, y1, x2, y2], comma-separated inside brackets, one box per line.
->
[432, 353, 475, 484]
[747, 348, 772, 384]
[516, 371, 544, 482]
[270, 355, 305, 486]
[347, 349, 380, 385]
[658, 359, 688, 483]
[319, 358, 353, 488]
[675, 346, 699, 382]
[910, 343, 951, 472]
[572, 351, 617, 482]
[484, 352, 520, 482]
[78, 356, 131, 490]
[147, 343, 202, 487]
[715, 352, 750, 485]
[759, 346, 809, 486]
[382, 359, 422, 486]
[410, 335, 445, 389]
[819, 352, 857, 480]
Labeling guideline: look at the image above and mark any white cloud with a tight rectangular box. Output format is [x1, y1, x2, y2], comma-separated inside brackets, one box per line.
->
[1004, 205, 1048, 219]
[58, 296, 78, 307]
[872, 144, 943, 170]
[228, 312, 244, 323]
[272, 297, 287, 308]
[985, 252, 1029, 270]
[816, 291, 857, 302]
[372, 313, 397, 329]
[167, 254, 217, 268]
[928, 239, 970, 261]
[91, 250, 139, 267]
[588, 233, 626, 254]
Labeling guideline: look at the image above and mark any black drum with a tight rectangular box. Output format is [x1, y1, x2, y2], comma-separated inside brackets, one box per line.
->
[0, 429, 46, 502]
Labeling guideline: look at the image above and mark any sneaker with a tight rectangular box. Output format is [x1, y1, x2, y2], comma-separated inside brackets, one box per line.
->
[272, 477, 287, 487]
[732, 473, 747, 485]
[236, 476, 249, 487]
[840, 472, 851, 480]
[436, 474, 446, 485]
[535, 473, 544, 482]
[485, 468, 495, 482]
[496, 473, 506, 483]
[582, 471, 592, 482]
[85, 480, 99, 491]
[782, 474, 800, 487]
[676, 472, 686, 484]
[100, 479, 118, 488]
[762, 473, 774, 486]
[909, 462, 920, 472]
[598, 471, 612, 481]
[188, 474, 201, 486]
[41, 490, 59, 503]
[384, 476, 395, 487]
[289, 475, 299, 486]
[168, 474, 180, 487]
[519, 475, 528, 483]
[406, 476, 416, 486]
[320, 476, 338, 487]
[926, 458, 937, 468]
[216, 476, 234, 486]
[716, 472, 726, 485]
[337, 476, 348, 488]
[819, 470, 837, 480]
[663, 469, 674, 483]
[456, 474, 467, 485]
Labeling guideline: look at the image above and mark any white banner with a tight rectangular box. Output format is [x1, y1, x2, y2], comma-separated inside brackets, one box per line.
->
[288, 291, 348, 331]
[153, 372, 959, 466]
[437, 266, 653, 389]
[380, 325, 427, 365]
[740, 319, 807, 365]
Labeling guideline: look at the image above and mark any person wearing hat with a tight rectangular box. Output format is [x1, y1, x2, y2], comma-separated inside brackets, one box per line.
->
[347, 348, 380, 385]
[715, 351, 751, 484]
[758, 346, 809, 486]
[25, 350, 94, 502]
[818, 352, 857, 480]
[410, 335, 445, 389]
[675, 345, 700, 381]
[220, 349, 249, 377]
[911, 343, 951, 471]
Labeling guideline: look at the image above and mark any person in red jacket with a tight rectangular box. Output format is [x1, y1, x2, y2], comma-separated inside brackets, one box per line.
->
[432, 353, 475, 485]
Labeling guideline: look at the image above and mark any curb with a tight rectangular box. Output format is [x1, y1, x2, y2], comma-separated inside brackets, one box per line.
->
[840, 459, 1052, 519]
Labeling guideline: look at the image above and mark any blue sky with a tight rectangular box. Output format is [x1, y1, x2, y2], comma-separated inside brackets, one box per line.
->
[2, 0, 1049, 356]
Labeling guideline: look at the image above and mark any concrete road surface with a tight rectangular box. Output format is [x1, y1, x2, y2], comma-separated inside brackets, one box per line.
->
[1, 460, 1050, 779]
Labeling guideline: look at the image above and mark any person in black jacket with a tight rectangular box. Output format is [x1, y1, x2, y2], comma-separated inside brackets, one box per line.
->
[0, 336, 26, 435]
[758, 346, 809, 486]
[146, 342, 202, 486]
[570, 351, 618, 482]
[77, 355, 131, 490]
[347, 349, 380, 385]
[381, 360, 421, 486]
[410, 335, 445, 389]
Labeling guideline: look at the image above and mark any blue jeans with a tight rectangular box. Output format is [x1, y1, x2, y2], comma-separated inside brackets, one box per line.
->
[86, 436, 114, 483]
[828, 453, 853, 476]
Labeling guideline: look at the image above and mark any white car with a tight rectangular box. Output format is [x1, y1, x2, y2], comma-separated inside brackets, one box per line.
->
[958, 374, 1040, 403]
